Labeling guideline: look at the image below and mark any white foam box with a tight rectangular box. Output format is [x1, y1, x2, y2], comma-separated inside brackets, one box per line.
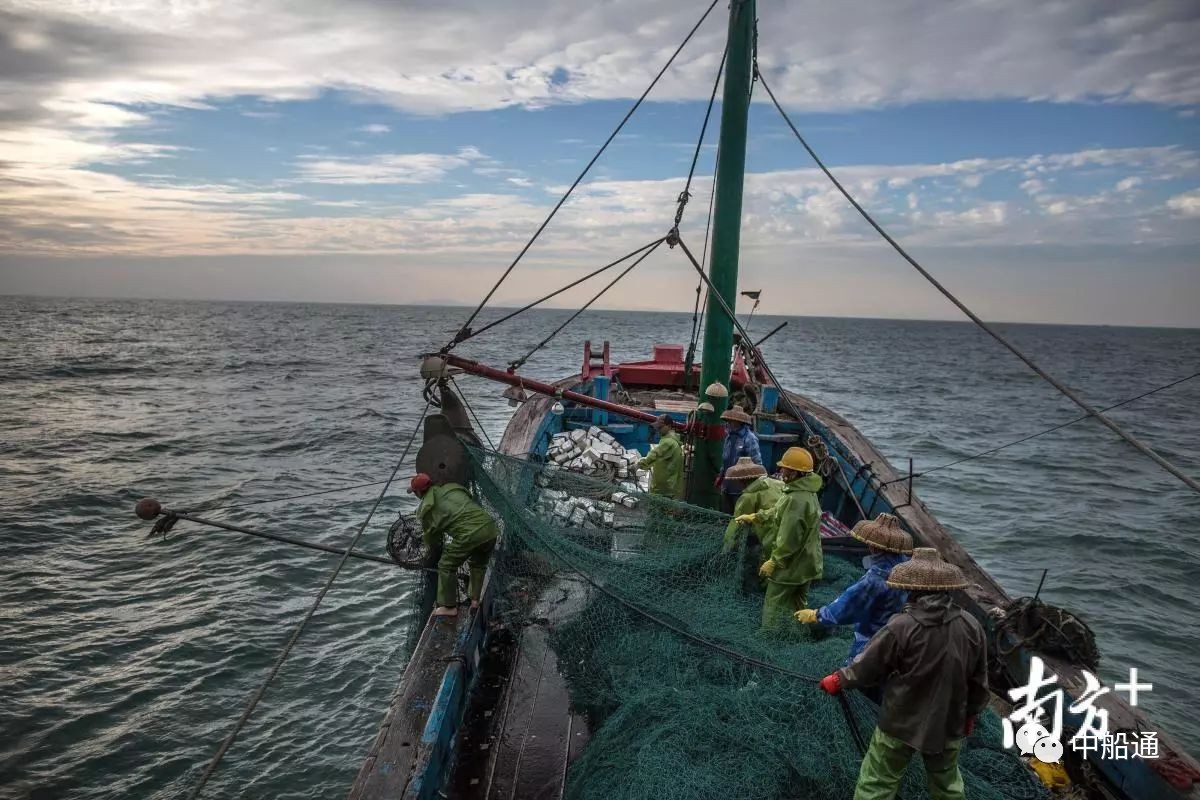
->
[570, 429, 587, 442]
[588, 426, 602, 438]
[622, 496, 639, 508]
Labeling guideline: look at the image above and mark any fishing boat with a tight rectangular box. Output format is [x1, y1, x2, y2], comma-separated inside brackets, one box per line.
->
[137, 1, 1200, 798]
[340, 2, 1200, 799]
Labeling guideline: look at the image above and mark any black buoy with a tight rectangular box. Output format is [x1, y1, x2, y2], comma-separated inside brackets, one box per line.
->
[135, 497, 162, 520]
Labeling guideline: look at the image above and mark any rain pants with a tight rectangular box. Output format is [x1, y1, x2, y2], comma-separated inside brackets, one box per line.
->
[640, 429, 684, 499]
[817, 552, 910, 665]
[416, 482, 499, 608]
[755, 472, 823, 628]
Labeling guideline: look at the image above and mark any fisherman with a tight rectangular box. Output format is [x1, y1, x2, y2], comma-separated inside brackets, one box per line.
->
[717, 405, 762, 513]
[410, 473, 499, 618]
[721, 457, 783, 594]
[734, 446, 823, 629]
[638, 414, 684, 499]
[819, 547, 988, 800]
[794, 513, 913, 665]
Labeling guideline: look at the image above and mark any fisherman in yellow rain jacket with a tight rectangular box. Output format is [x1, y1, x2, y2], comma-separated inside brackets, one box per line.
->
[638, 415, 684, 499]
[735, 446, 823, 629]
[410, 473, 499, 618]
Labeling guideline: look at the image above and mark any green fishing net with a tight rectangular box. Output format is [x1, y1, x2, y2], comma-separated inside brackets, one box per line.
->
[468, 448, 1047, 800]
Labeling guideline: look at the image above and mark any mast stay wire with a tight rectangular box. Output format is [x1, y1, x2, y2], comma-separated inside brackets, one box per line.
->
[450, 238, 665, 347]
[892, 371, 1200, 482]
[675, 42, 728, 230]
[684, 49, 728, 370]
[450, 376, 497, 451]
[445, 0, 724, 352]
[670, 233, 869, 516]
[507, 239, 666, 371]
[187, 400, 431, 799]
[753, 69, 1200, 495]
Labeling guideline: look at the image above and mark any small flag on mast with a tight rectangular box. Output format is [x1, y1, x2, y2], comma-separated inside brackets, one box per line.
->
[739, 289, 758, 326]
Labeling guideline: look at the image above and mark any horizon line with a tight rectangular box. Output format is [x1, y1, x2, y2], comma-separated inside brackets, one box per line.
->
[2, 291, 1197, 332]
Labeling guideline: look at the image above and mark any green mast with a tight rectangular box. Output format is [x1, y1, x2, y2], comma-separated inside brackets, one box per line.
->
[687, 0, 755, 509]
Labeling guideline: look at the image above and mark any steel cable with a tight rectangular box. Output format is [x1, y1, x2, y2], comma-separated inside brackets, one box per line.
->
[446, 0, 723, 350]
[754, 68, 1200, 495]
[508, 239, 665, 371]
[187, 400, 431, 798]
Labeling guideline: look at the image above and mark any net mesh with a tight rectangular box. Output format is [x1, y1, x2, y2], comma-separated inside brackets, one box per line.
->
[468, 447, 1047, 800]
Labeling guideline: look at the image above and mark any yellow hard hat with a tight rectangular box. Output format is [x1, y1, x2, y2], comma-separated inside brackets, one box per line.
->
[777, 446, 814, 473]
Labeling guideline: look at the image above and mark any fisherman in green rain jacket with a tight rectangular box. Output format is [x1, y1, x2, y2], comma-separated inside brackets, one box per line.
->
[721, 457, 784, 594]
[736, 446, 824, 629]
[410, 473, 499, 617]
[638, 415, 684, 499]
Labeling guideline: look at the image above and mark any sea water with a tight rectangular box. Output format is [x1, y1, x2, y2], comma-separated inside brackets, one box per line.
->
[2, 296, 1197, 798]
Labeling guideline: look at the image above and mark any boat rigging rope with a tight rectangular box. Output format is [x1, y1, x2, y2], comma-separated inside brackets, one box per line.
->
[178, 478, 395, 514]
[754, 68, 1200, 496]
[675, 41, 728, 231]
[444, 0, 723, 353]
[684, 58, 725, 374]
[450, 238, 665, 346]
[893, 370, 1200, 482]
[187, 400, 431, 799]
[671, 233, 872, 519]
[149, 509, 420, 568]
[450, 376, 497, 450]
[507, 238, 665, 371]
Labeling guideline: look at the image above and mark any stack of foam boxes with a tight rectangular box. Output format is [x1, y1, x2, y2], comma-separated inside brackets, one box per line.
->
[536, 426, 653, 527]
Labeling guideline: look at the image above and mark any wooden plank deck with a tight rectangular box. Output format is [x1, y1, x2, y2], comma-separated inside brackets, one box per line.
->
[481, 624, 586, 800]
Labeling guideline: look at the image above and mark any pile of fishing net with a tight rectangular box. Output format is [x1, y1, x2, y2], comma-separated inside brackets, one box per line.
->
[469, 448, 1048, 800]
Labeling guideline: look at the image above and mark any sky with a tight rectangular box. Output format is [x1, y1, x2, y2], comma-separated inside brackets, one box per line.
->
[0, 0, 1198, 326]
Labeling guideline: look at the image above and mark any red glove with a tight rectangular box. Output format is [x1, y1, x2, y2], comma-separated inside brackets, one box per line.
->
[965, 716, 976, 736]
[819, 672, 842, 695]
[714, 474, 724, 488]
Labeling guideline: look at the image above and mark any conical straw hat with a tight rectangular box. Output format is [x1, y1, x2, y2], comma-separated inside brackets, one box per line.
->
[850, 513, 914, 554]
[886, 547, 968, 591]
[720, 406, 753, 424]
[724, 457, 767, 481]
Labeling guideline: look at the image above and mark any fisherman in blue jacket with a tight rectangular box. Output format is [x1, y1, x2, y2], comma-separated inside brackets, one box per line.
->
[717, 405, 762, 513]
[794, 512, 913, 664]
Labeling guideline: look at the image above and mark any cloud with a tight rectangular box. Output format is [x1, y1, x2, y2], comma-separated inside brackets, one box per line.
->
[359, 123, 390, 134]
[293, 146, 485, 184]
[1167, 190, 1200, 217]
[1, 0, 1198, 139]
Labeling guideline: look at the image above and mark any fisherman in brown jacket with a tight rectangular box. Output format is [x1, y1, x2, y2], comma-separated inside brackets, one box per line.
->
[817, 547, 989, 800]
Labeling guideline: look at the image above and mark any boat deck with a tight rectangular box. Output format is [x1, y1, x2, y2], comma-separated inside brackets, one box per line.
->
[448, 620, 588, 799]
